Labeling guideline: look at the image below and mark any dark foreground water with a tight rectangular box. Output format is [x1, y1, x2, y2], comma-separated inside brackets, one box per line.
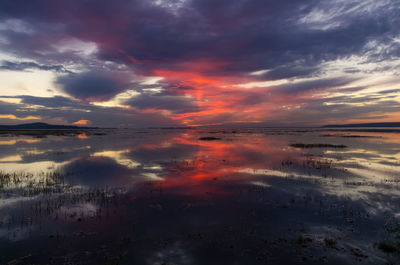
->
[0, 128, 400, 265]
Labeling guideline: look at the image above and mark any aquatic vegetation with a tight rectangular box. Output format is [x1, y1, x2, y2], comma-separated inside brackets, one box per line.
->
[320, 134, 377, 138]
[0, 171, 66, 195]
[290, 143, 347, 148]
[378, 241, 399, 254]
[198, 136, 222, 141]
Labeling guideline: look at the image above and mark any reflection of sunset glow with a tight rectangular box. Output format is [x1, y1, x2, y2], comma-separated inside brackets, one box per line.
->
[321, 132, 400, 182]
[141, 172, 164, 181]
[142, 132, 298, 196]
[108, 130, 400, 199]
[0, 138, 41, 145]
[0, 161, 70, 174]
[0, 155, 22, 162]
[238, 168, 288, 177]
[75, 133, 88, 139]
[24, 149, 45, 155]
[1, 129, 400, 200]
[92, 149, 140, 168]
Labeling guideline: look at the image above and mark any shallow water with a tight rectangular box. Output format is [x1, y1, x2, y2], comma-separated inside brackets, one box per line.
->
[0, 128, 399, 264]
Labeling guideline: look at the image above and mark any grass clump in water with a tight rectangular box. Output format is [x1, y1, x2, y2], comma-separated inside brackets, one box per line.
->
[198, 137, 221, 141]
[378, 241, 399, 254]
[290, 143, 347, 148]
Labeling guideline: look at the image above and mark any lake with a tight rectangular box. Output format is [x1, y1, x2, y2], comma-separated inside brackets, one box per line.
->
[1, 128, 399, 264]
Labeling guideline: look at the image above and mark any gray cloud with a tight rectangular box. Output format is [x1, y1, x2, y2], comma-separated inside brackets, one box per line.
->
[56, 72, 129, 102]
[272, 77, 358, 94]
[127, 93, 199, 114]
[0, 60, 71, 73]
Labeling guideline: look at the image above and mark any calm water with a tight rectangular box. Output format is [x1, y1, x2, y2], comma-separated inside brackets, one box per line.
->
[0, 128, 400, 264]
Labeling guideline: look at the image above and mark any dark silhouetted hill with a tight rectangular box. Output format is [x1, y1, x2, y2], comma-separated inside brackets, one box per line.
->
[323, 122, 400, 128]
[0, 122, 98, 130]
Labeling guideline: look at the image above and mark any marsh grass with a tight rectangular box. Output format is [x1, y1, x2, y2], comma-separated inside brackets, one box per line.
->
[320, 134, 377, 138]
[0, 171, 67, 196]
[290, 143, 347, 148]
[302, 157, 335, 170]
[0, 170, 125, 241]
[378, 241, 399, 254]
[198, 136, 221, 141]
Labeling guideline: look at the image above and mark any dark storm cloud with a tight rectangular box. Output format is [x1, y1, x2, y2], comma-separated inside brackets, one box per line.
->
[56, 72, 128, 101]
[18, 95, 82, 108]
[0, 100, 18, 114]
[127, 93, 199, 114]
[0, 0, 399, 77]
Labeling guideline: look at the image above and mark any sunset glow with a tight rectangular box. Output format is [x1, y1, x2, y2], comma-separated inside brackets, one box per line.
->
[0, 0, 399, 127]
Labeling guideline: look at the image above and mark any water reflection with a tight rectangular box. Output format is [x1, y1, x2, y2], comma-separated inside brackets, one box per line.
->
[0, 138, 41, 145]
[1, 128, 400, 264]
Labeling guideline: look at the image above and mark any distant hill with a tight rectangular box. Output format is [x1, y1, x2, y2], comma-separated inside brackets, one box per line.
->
[323, 122, 400, 128]
[0, 122, 98, 130]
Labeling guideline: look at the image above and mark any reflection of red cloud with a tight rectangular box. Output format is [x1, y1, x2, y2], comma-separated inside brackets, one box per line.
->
[144, 132, 301, 197]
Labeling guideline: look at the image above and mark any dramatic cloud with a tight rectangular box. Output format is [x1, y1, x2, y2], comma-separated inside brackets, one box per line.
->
[0, 0, 399, 126]
[56, 72, 129, 102]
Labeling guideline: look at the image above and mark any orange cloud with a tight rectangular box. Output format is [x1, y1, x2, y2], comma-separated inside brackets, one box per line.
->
[73, 119, 90, 125]
[0, 114, 40, 121]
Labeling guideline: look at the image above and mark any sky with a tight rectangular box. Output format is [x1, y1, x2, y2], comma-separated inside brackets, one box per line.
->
[0, 0, 399, 127]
